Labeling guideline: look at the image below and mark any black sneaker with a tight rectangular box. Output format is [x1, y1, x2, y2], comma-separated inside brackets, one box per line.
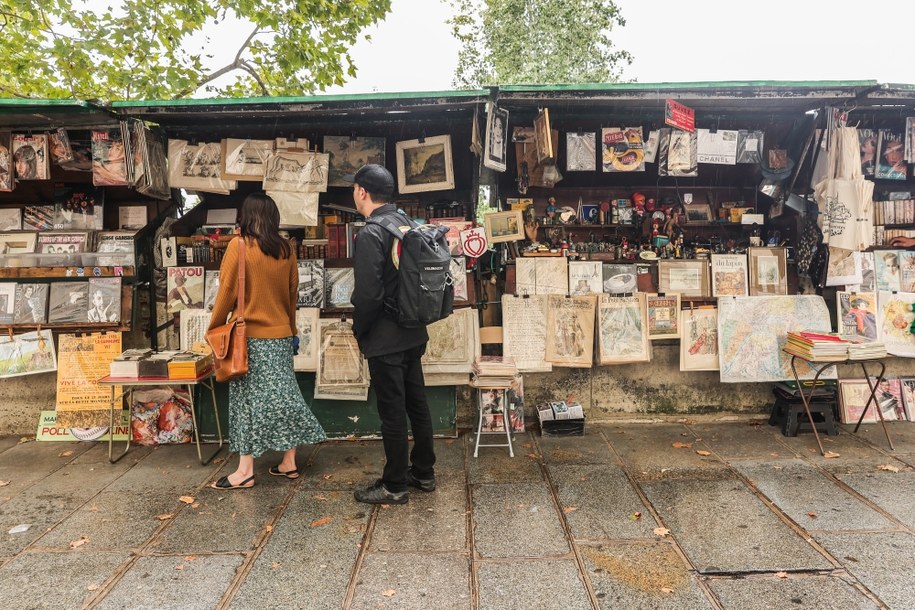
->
[354, 479, 409, 505]
[407, 470, 436, 492]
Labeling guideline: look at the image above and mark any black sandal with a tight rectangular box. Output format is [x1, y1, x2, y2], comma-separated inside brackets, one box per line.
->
[210, 474, 255, 490]
[268, 466, 299, 480]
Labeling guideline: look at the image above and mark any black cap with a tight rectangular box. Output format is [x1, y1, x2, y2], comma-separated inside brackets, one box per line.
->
[342, 164, 395, 197]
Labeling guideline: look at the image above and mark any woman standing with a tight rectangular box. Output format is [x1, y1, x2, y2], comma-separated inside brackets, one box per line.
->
[208, 193, 326, 490]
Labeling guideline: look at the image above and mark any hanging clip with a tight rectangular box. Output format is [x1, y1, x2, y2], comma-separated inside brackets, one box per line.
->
[418, 131, 426, 144]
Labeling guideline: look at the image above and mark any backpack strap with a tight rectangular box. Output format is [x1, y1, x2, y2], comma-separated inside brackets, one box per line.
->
[367, 212, 416, 241]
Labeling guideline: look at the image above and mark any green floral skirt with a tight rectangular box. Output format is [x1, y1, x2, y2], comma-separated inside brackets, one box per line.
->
[229, 337, 326, 457]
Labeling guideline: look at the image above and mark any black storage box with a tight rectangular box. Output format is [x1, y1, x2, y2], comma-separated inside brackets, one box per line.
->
[540, 417, 585, 436]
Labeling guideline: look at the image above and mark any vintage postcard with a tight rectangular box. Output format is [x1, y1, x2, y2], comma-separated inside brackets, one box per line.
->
[596, 294, 650, 365]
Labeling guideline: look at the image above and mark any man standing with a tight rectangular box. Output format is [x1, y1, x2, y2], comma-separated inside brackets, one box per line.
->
[347, 164, 436, 505]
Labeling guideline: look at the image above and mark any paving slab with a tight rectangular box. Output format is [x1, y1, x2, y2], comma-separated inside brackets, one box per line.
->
[686, 422, 798, 459]
[838, 470, 915, 530]
[548, 464, 656, 540]
[641, 478, 831, 573]
[370, 472, 467, 552]
[477, 558, 591, 610]
[602, 423, 730, 480]
[0, 549, 129, 609]
[350, 553, 470, 610]
[847, 421, 915, 454]
[732, 459, 896, 532]
[228, 490, 367, 610]
[31, 490, 177, 551]
[432, 436, 468, 473]
[708, 575, 879, 610]
[298, 441, 386, 491]
[151, 485, 288, 554]
[104, 444, 224, 495]
[467, 439, 543, 484]
[779, 429, 897, 474]
[95, 554, 245, 610]
[538, 430, 618, 464]
[816, 532, 915, 610]
[472, 482, 568, 558]
[0, 439, 93, 470]
[0, 436, 21, 455]
[580, 543, 713, 610]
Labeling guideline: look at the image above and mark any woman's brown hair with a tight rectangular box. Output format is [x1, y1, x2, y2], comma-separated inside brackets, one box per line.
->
[237, 193, 291, 259]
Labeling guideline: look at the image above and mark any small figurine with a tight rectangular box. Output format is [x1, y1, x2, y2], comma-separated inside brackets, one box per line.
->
[646, 197, 657, 213]
[545, 197, 557, 224]
[632, 192, 646, 219]
[651, 219, 660, 238]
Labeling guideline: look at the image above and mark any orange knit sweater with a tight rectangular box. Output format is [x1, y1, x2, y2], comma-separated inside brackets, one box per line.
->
[207, 237, 298, 338]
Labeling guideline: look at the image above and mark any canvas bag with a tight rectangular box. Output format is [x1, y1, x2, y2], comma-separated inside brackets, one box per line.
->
[205, 239, 248, 382]
[367, 213, 454, 328]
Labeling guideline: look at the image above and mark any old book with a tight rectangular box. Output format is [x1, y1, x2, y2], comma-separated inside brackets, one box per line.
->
[710, 254, 749, 296]
[13, 283, 48, 324]
[324, 267, 354, 309]
[109, 348, 153, 378]
[137, 353, 173, 378]
[48, 282, 88, 324]
[167, 352, 214, 379]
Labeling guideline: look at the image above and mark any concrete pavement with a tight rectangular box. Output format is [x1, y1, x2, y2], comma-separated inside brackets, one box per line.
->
[1, 419, 914, 609]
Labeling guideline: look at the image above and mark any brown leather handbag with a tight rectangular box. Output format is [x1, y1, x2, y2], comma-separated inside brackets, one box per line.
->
[205, 239, 248, 383]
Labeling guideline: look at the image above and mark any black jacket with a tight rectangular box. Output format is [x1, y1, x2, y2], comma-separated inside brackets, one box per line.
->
[351, 204, 429, 358]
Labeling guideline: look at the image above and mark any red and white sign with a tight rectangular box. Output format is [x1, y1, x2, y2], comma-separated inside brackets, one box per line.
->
[665, 99, 695, 133]
[460, 227, 488, 258]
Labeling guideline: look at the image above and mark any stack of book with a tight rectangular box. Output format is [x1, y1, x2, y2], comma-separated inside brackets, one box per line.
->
[470, 355, 518, 388]
[109, 348, 153, 378]
[108, 349, 213, 379]
[785, 331, 887, 361]
[167, 352, 215, 379]
[846, 340, 887, 360]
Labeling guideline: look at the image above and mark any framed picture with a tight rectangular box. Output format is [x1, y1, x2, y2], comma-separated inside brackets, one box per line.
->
[839, 378, 900, 424]
[483, 104, 509, 173]
[658, 260, 709, 298]
[748, 247, 788, 296]
[323, 135, 386, 187]
[685, 204, 713, 222]
[395, 135, 454, 194]
[483, 210, 524, 244]
[534, 108, 553, 163]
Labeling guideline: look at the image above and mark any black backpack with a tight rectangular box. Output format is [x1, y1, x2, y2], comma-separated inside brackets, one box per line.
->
[367, 213, 454, 328]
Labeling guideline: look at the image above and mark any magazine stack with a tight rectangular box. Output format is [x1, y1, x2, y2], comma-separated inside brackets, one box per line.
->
[470, 355, 518, 388]
[784, 331, 850, 361]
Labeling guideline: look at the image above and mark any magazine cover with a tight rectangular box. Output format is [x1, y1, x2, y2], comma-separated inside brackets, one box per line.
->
[297, 259, 325, 308]
[13, 283, 48, 324]
[836, 291, 877, 340]
[91, 129, 128, 186]
[48, 282, 89, 324]
[858, 128, 878, 177]
[203, 270, 220, 312]
[875, 129, 907, 180]
[0, 131, 12, 191]
[134, 125, 170, 200]
[0, 282, 15, 324]
[59, 136, 93, 172]
[49, 127, 74, 164]
[87, 277, 121, 323]
[12, 133, 49, 180]
[166, 266, 205, 313]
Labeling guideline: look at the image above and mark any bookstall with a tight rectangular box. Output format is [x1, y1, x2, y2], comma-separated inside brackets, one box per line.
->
[2, 82, 915, 437]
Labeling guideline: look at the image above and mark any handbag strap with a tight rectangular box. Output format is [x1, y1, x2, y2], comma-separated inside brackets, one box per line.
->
[237, 237, 246, 322]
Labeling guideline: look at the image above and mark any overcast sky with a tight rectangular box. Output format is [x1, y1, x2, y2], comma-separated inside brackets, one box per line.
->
[317, 0, 915, 95]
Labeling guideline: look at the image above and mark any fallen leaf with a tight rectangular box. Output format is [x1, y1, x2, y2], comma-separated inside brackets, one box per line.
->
[628, 512, 642, 521]
[806, 512, 818, 519]
[671, 442, 692, 449]
[156, 514, 173, 521]
[178, 496, 195, 504]
[18, 437, 31, 444]
[526, 453, 538, 459]
[695, 450, 712, 456]
[184, 556, 197, 562]
[59, 450, 74, 457]
[69, 535, 90, 549]
[563, 506, 578, 514]
[86, 584, 99, 591]
[522, 443, 532, 449]
[0, 480, 9, 487]
[191, 503, 200, 509]
[660, 587, 674, 594]
[271, 562, 281, 569]
[823, 451, 840, 459]
[381, 589, 396, 597]
[265, 525, 273, 532]
[314, 495, 328, 501]
[322, 474, 333, 480]
[88, 505, 99, 512]
[310, 516, 333, 528]
[653, 527, 671, 537]
[878, 464, 900, 473]
[175, 564, 184, 571]
[775, 571, 789, 579]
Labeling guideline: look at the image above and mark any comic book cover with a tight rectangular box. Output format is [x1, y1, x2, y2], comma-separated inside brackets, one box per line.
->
[12, 134, 49, 180]
[91, 129, 128, 186]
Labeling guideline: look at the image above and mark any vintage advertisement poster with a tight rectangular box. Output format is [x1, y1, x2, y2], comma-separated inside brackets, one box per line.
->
[710, 254, 749, 297]
[166, 266, 205, 313]
[601, 127, 645, 173]
[0, 329, 57, 378]
[55, 332, 123, 428]
[836, 291, 878, 340]
[597, 294, 650, 365]
[646, 293, 681, 340]
[293, 307, 320, 372]
[502, 295, 551, 373]
[545, 294, 596, 368]
[697, 129, 738, 165]
[680, 306, 720, 371]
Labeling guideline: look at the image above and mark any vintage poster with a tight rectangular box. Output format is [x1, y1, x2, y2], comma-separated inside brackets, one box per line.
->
[501, 295, 551, 373]
[48, 282, 89, 324]
[314, 319, 369, 400]
[515, 256, 568, 296]
[545, 294, 596, 368]
[900, 377, 915, 421]
[221, 138, 273, 180]
[899, 250, 915, 292]
[601, 127, 645, 172]
[324, 267, 355, 309]
[717, 295, 834, 383]
[0, 330, 56, 378]
[268, 190, 319, 227]
[12, 133, 49, 180]
[566, 132, 596, 171]
[90, 129, 128, 186]
[167, 140, 236, 194]
[646, 293, 681, 340]
[0, 131, 12, 191]
[825, 247, 863, 287]
[710, 254, 749, 297]
[836, 291, 878, 340]
[697, 129, 738, 165]
[297, 259, 325, 308]
[293, 307, 320, 372]
[568, 261, 602, 295]
[13, 283, 48, 324]
[876, 290, 915, 357]
[55, 332, 123, 428]
[323, 135, 386, 187]
[680, 306, 719, 371]
[483, 104, 509, 173]
[166, 266, 205, 314]
[87, 277, 121, 323]
[263, 151, 329, 192]
[839, 379, 900, 424]
[846, 251, 876, 293]
[596, 294, 650, 365]
[429, 217, 472, 255]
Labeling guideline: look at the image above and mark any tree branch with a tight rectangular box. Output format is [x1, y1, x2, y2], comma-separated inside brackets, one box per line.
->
[173, 25, 261, 98]
[239, 60, 268, 96]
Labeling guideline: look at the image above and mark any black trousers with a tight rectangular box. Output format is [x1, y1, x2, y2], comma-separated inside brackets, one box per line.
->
[367, 344, 436, 492]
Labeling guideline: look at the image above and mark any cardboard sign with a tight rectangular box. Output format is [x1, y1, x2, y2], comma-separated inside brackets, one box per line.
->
[36, 410, 129, 441]
[665, 99, 695, 133]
